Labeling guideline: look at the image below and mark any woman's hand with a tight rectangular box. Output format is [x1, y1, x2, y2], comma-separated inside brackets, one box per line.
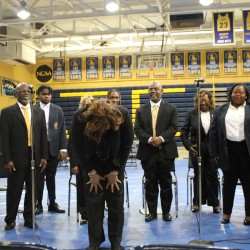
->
[87, 170, 104, 193]
[189, 144, 198, 156]
[105, 171, 121, 193]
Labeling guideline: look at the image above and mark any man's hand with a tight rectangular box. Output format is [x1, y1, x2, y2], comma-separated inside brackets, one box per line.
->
[5, 161, 15, 173]
[150, 137, 162, 148]
[189, 144, 198, 156]
[71, 166, 79, 175]
[105, 171, 121, 193]
[58, 150, 67, 161]
[39, 159, 47, 172]
[87, 170, 105, 193]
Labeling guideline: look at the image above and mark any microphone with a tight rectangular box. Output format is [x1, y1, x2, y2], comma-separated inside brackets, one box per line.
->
[194, 78, 205, 83]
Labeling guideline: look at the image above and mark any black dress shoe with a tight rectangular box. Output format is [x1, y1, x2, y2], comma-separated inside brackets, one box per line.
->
[111, 244, 124, 250]
[163, 213, 172, 221]
[86, 244, 99, 250]
[35, 203, 43, 215]
[191, 205, 199, 213]
[48, 203, 65, 213]
[221, 214, 230, 224]
[213, 207, 221, 214]
[80, 218, 88, 225]
[145, 213, 157, 222]
[24, 222, 38, 229]
[5, 222, 16, 230]
[244, 220, 250, 226]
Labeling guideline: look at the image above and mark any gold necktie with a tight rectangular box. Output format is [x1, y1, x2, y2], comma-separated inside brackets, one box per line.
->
[152, 104, 158, 137]
[22, 106, 31, 146]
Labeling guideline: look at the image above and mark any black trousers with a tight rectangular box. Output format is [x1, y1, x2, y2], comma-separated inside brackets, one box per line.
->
[37, 152, 59, 204]
[5, 150, 34, 224]
[223, 140, 250, 216]
[84, 170, 124, 247]
[141, 151, 173, 214]
[192, 153, 219, 207]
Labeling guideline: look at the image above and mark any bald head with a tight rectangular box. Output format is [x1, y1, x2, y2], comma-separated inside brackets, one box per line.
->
[148, 81, 163, 103]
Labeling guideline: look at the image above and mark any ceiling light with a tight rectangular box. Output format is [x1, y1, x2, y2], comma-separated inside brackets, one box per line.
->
[199, 0, 214, 6]
[17, 0, 30, 19]
[106, 0, 119, 12]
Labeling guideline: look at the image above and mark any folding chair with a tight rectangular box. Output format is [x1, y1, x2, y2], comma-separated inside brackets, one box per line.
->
[124, 170, 130, 207]
[187, 157, 221, 210]
[139, 164, 178, 218]
[126, 143, 137, 167]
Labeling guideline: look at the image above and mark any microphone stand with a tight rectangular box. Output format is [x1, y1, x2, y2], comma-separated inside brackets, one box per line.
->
[189, 79, 213, 246]
[29, 93, 37, 238]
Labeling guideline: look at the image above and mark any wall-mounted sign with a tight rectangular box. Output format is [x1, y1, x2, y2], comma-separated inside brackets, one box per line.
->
[206, 51, 220, 75]
[223, 50, 237, 74]
[69, 58, 82, 80]
[53, 59, 66, 81]
[213, 12, 235, 45]
[1, 79, 16, 96]
[187, 52, 201, 75]
[102, 56, 115, 79]
[171, 52, 184, 76]
[119, 55, 132, 78]
[243, 10, 250, 45]
[86, 57, 99, 80]
[36, 65, 52, 82]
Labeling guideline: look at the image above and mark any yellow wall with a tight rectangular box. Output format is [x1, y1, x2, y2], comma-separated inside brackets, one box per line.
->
[1, 49, 250, 110]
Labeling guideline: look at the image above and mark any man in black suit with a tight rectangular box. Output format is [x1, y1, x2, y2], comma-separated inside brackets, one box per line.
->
[0, 83, 48, 230]
[134, 80, 178, 222]
[36, 85, 67, 214]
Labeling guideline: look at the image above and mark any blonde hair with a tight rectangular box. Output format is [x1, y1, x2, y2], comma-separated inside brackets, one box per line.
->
[79, 95, 93, 108]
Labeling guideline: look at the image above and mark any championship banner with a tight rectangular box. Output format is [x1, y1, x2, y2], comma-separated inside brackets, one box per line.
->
[187, 52, 201, 75]
[53, 59, 66, 81]
[242, 50, 250, 74]
[86, 57, 98, 80]
[171, 52, 184, 76]
[243, 10, 250, 45]
[1, 79, 16, 97]
[223, 50, 237, 74]
[213, 12, 235, 45]
[69, 58, 82, 80]
[206, 51, 220, 75]
[119, 55, 132, 78]
[102, 56, 115, 79]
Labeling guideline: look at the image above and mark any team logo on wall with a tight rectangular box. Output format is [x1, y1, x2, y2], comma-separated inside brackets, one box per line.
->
[36, 65, 52, 82]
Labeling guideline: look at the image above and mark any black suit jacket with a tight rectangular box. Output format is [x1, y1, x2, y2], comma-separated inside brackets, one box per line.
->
[180, 108, 214, 156]
[210, 102, 250, 171]
[71, 105, 134, 175]
[134, 100, 178, 161]
[0, 103, 48, 168]
[38, 102, 67, 156]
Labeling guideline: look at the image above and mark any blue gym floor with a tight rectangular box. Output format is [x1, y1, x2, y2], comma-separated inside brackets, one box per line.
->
[0, 158, 250, 250]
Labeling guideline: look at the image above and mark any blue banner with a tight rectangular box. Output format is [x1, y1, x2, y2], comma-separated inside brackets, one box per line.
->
[53, 59, 66, 81]
[119, 55, 132, 78]
[69, 58, 82, 80]
[102, 56, 115, 78]
[213, 12, 235, 45]
[171, 52, 184, 76]
[242, 50, 250, 74]
[224, 50, 237, 74]
[187, 52, 201, 75]
[243, 10, 250, 45]
[206, 52, 220, 75]
[86, 57, 98, 80]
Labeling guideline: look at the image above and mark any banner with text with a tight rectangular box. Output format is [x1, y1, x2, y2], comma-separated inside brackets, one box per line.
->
[242, 50, 250, 73]
[213, 12, 235, 45]
[206, 51, 220, 75]
[102, 56, 115, 79]
[223, 50, 237, 74]
[86, 57, 99, 80]
[53, 59, 66, 81]
[187, 52, 201, 75]
[171, 52, 184, 76]
[119, 55, 132, 78]
[243, 10, 250, 45]
[69, 58, 82, 80]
